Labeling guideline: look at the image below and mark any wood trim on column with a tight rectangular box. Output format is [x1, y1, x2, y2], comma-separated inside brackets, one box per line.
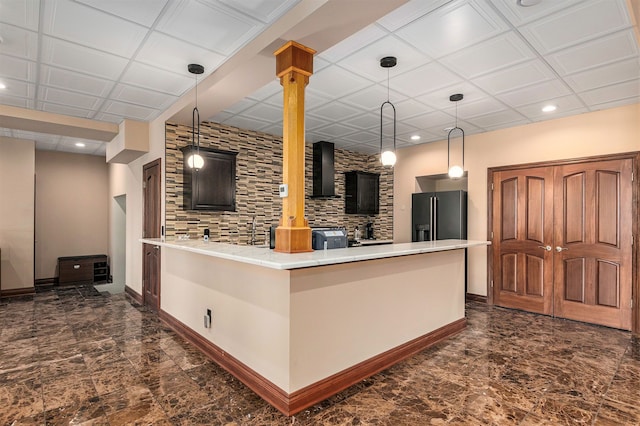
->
[158, 307, 465, 416]
[274, 41, 316, 254]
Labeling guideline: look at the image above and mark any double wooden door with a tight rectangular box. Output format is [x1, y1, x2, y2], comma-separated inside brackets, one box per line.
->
[492, 157, 634, 330]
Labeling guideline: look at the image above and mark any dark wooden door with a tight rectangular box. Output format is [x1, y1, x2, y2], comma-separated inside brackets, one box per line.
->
[553, 159, 633, 330]
[143, 159, 161, 312]
[143, 244, 160, 311]
[492, 167, 554, 315]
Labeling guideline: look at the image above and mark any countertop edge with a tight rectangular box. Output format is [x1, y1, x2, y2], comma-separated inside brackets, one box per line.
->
[140, 238, 490, 270]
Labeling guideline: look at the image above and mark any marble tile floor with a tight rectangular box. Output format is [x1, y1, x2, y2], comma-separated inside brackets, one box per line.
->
[1, 285, 639, 425]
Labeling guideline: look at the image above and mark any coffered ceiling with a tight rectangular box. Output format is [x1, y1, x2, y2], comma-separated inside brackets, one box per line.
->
[0, 0, 638, 156]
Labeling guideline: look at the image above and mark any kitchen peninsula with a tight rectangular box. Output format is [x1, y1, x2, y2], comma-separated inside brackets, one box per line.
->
[141, 237, 489, 415]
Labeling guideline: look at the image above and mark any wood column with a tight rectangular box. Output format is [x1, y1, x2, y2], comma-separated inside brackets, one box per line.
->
[274, 41, 316, 253]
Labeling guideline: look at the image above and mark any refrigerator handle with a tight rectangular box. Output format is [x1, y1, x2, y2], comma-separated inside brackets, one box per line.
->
[433, 196, 437, 241]
[429, 197, 433, 241]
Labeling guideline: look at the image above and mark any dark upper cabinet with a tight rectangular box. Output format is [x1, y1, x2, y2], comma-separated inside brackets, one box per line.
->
[181, 146, 237, 211]
[345, 171, 379, 215]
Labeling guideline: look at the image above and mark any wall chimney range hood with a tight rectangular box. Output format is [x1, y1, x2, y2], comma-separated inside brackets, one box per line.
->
[311, 141, 340, 199]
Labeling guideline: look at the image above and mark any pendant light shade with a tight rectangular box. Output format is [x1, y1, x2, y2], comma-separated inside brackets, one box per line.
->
[380, 149, 397, 167]
[187, 63, 204, 170]
[447, 93, 464, 179]
[187, 153, 204, 169]
[379, 56, 397, 167]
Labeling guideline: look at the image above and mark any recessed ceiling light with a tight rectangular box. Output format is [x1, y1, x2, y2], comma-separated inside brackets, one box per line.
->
[75, 142, 86, 147]
[410, 135, 421, 141]
[542, 105, 557, 113]
[0, 82, 6, 90]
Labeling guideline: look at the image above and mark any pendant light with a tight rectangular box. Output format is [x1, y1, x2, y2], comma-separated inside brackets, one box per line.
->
[379, 56, 397, 167]
[447, 93, 464, 179]
[187, 63, 205, 170]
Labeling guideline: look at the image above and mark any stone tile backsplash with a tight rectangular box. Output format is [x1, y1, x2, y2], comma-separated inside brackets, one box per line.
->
[165, 121, 393, 244]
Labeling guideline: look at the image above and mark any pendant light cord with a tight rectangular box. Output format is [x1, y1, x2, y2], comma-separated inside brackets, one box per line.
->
[386, 67, 390, 102]
[192, 73, 200, 156]
[455, 100, 458, 128]
[380, 66, 396, 156]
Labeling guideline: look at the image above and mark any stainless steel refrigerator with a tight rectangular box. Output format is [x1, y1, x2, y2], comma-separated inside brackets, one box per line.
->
[411, 190, 467, 241]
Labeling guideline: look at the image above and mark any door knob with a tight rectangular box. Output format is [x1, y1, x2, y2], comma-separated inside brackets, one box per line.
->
[538, 245, 552, 251]
[555, 246, 568, 252]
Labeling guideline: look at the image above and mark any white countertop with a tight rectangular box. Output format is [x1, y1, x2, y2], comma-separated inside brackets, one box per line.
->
[140, 238, 490, 270]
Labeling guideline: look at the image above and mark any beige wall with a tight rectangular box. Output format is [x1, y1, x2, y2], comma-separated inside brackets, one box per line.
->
[0, 137, 35, 291]
[161, 248, 291, 390]
[35, 151, 109, 279]
[395, 103, 640, 296]
[289, 249, 464, 391]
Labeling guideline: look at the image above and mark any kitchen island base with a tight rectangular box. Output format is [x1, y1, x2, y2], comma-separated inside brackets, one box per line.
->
[149, 240, 484, 415]
[160, 305, 465, 416]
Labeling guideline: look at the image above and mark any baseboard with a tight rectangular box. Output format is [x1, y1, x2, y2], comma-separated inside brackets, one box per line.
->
[34, 277, 57, 286]
[466, 293, 488, 303]
[159, 308, 465, 416]
[124, 285, 143, 305]
[1, 287, 36, 298]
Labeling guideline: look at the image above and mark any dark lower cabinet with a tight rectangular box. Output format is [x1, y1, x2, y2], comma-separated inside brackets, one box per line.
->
[181, 146, 237, 211]
[345, 171, 379, 215]
[58, 255, 108, 285]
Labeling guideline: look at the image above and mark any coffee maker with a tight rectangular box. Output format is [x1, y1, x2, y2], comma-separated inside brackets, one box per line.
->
[365, 222, 374, 240]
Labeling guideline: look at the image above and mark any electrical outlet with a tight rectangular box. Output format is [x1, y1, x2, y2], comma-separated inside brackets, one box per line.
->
[203, 309, 212, 328]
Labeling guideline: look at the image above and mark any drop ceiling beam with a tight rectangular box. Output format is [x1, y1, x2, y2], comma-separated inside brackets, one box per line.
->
[0, 105, 119, 142]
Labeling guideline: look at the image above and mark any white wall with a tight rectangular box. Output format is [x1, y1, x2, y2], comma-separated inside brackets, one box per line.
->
[395, 103, 640, 296]
[111, 195, 126, 287]
[0, 138, 35, 291]
[108, 112, 166, 296]
[108, 163, 128, 290]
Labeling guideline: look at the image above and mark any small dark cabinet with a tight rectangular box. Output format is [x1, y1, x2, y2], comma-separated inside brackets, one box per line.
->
[58, 254, 108, 285]
[181, 146, 237, 211]
[345, 171, 379, 215]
